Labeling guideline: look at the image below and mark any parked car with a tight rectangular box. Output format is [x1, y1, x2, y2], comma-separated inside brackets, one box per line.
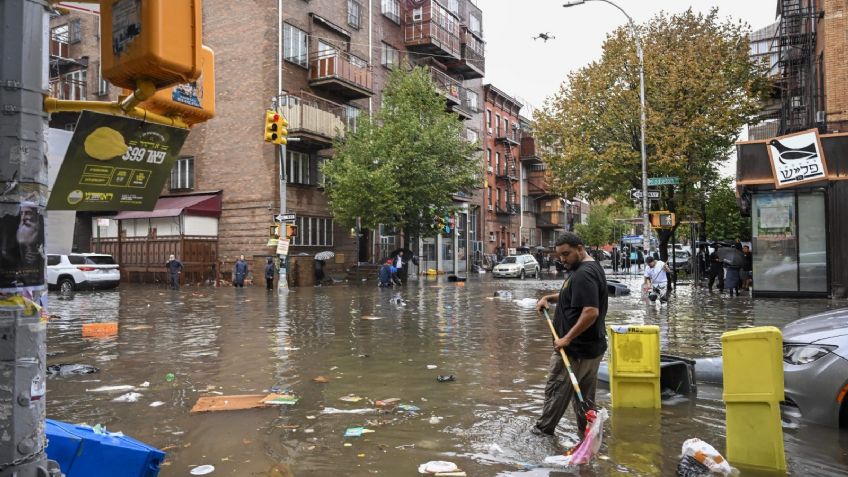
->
[782, 308, 848, 427]
[47, 253, 121, 293]
[493, 255, 540, 279]
[669, 250, 692, 274]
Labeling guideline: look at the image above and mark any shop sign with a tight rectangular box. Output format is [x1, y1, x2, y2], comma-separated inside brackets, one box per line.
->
[766, 129, 828, 188]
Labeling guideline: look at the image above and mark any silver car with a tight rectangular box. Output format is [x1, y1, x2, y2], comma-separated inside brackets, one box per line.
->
[493, 255, 539, 279]
[782, 308, 848, 427]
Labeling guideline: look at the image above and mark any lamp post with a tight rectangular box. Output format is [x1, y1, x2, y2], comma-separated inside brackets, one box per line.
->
[563, 0, 651, 255]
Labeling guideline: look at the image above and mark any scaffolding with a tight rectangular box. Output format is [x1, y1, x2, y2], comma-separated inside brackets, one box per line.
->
[775, 0, 824, 134]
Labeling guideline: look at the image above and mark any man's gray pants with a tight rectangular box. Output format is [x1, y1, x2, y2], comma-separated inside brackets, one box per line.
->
[535, 352, 603, 436]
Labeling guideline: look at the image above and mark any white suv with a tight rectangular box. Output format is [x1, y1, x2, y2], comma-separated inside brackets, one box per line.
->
[47, 253, 121, 293]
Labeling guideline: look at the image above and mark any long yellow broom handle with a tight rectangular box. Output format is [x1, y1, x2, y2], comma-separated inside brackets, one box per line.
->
[543, 308, 585, 403]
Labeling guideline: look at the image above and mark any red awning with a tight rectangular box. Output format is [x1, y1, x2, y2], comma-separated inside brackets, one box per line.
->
[114, 193, 222, 220]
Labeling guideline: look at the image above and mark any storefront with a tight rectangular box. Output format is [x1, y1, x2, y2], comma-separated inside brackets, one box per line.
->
[737, 131, 848, 298]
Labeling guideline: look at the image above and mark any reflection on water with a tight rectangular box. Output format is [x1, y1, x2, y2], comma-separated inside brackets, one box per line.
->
[45, 275, 846, 476]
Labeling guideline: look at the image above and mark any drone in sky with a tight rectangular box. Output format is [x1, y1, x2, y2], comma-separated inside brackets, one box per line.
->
[532, 32, 556, 42]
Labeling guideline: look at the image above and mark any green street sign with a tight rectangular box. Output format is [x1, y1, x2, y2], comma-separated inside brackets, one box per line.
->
[647, 176, 680, 186]
[47, 111, 189, 211]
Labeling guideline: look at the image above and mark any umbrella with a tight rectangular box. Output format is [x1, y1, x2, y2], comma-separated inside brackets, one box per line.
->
[715, 247, 744, 267]
[314, 251, 335, 261]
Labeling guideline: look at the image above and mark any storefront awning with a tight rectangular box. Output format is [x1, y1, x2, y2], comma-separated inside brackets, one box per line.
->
[114, 193, 222, 220]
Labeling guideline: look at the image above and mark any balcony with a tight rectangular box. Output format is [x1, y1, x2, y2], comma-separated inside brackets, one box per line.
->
[280, 91, 347, 148]
[430, 67, 463, 105]
[49, 75, 86, 100]
[308, 50, 374, 100]
[446, 27, 485, 79]
[527, 168, 552, 196]
[495, 164, 518, 181]
[495, 203, 520, 215]
[520, 136, 542, 162]
[537, 211, 567, 228]
[404, 0, 461, 60]
[496, 130, 521, 146]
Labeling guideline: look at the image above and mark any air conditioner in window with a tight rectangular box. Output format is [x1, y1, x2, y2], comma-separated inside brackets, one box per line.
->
[487, 205, 493, 211]
[487, 166, 493, 173]
[487, 127, 493, 135]
[488, 234, 496, 241]
[412, 8, 422, 21]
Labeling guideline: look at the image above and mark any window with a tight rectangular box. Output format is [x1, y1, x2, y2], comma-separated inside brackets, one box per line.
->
[318, 41, 336, 57]
[469, 14, 481, 36]
[51, 24, 69, 43]
[381, 42, 399, 69]
[96, 61, 109, 95]
[486, 110, 492, 130]
[60, 69, 87, 100]
[466, 129, 478, 144]
[69, 19, 81, 43]
[495, 114, 501, 136]
[495, 152, 500, 174]
[486, 148, 492, 168]
[504, 118, 510, 135]
[496, 188, 502, 208]
[347, 0, 361, 29]
[287, 150, 311, 185]
[344, 105, 360, 133]
[170, 156, 194, 190]
[487, 186, 492, 205]
[466, 89, 478, 111]
[446, 0, 459, 15]
[283, 23, 308, 67]
[381, 0, 401, 24]
[315, 157, 327, 187]
[292, 216, 334, 246]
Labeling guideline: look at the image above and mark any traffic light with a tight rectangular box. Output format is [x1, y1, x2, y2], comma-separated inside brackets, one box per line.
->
[264, 110, 289, 145]
[285, 223, 298, 238]
[650, 211, 676, 229]
[269, 224, 280, 238]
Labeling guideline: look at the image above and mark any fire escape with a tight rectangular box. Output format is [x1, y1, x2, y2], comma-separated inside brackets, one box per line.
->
[496, 126, 520, 216]
[776, 0, 824, 134]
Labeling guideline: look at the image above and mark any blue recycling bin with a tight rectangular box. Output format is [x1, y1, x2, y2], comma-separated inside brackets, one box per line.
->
[45, 419, 165, 477]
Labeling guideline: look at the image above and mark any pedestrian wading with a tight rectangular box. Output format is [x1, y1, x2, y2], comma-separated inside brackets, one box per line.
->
[534, 232, 609, 438]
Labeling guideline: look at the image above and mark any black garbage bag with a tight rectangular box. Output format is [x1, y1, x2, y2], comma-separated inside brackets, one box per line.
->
[677, 455, 711, 477]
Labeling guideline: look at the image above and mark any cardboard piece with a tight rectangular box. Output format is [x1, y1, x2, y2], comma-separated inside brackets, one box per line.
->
[190, 393, 285, 413]
[82, 322, 118, 338]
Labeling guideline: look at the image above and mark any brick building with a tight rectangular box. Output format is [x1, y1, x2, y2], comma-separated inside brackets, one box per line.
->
[46, 0, 487, 280]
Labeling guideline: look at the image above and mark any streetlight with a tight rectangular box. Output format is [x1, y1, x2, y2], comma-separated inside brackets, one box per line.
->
[563, 0, 651, 255]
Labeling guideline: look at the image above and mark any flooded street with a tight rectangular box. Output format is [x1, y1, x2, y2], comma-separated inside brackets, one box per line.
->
[45, 274, 848, 476]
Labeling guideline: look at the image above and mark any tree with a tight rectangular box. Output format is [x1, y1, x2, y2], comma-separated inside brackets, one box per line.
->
[322, 66, 479, 243]
[705, 178, 751, 241]
[534, 9, 766, 260]
[575, 203, 613, 249]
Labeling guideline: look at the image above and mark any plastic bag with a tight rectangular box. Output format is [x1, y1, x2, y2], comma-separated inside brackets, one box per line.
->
[544, 408, 608, 466]
[680, 438, 733, 475]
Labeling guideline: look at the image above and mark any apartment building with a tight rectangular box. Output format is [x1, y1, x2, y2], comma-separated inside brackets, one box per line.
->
[46, 0, 486, 280]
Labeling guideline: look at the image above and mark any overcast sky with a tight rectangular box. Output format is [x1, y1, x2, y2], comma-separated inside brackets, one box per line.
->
[476, 0, 777, 115]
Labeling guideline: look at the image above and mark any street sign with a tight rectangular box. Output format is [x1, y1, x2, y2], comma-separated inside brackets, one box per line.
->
[630, 189, 660, 200]
[647, 176, 680, 186]
[276, 213, 296, 222]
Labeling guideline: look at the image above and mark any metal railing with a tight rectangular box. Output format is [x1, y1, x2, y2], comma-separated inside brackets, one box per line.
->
[404, 2, 461, 58]
[309, 50, 373, 93]
[281, 91, 347, 140]
[49, 76, 86, 100]
[429, 67, 463, 104]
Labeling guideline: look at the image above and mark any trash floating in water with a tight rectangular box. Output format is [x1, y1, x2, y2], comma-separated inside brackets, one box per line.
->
[361, 315, 383, 320]
[190, 464, 215, 475]
[139, 381, 150, 388]
[513, 298, 538, 308]
[47, 364, 99, 376]
[417, 461, 462, 475]
[376, 398, 400, 408]
[436, 375, 456, 383]
[321, 407, 375, 415]
[544, 408, 608, 466]
[426, 365, 438, 370]
[398, 404, 421, 413]
[428, 416, 443, 425]
[680, 438, 733, 476]
[312, 376, 330, 383]
[677, 455, 711, 477]
[165, 373, 175, 382]
[149, 401, 165, 407]
[190, 394, 285, 413]
[86, 385, 136, 393]
[493, 290, 513, 299]
[339, 394, 364, 402]
[344, 427, 375, 437]
[262, 395, 299, 406]
[81, 322, 118, 338]
[112, 392, 142, 403]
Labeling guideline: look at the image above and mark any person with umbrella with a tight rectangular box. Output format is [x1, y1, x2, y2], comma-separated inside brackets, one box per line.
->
[716, 246, 745, 296]
[707, 246, 725, 292]
[314, 251, 334, 284]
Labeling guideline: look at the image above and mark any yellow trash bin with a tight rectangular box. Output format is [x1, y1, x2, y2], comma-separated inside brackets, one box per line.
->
[608, 325, 660, 408]
[721, 326, 786, 471]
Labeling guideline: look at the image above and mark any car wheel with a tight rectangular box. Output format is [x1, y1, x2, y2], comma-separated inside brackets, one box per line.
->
[520, 269, 525, 280]
[58, 277, 75, 294]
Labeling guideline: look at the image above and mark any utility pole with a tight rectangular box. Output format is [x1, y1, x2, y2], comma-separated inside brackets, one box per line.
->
[0, 0, 61, 475]
[276, 0, 288, 290]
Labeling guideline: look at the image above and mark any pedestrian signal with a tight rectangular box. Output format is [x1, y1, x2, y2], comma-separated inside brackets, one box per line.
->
[650, 211, 676, 229]
[285, 223, 298, 238]
[270, 224, 280, 238]
[264, 110, 286, 144]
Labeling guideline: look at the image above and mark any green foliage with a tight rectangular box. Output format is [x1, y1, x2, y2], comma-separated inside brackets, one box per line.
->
[534, 8, 765, 223]
[706, 178, 751, 241]
[575, 203, 614, 248]
[322, 66, 480, 238]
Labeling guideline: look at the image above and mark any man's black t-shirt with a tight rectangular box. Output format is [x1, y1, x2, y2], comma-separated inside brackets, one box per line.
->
[553, 260, 608, 359]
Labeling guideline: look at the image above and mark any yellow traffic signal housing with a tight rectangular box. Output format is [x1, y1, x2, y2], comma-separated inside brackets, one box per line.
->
[128, 46, 216, 126]
[277, 116, 289, 145]
[285, 223, 298, 238]
[264, 110, 284, 143]
[650, 211, 676, 229]
[100, 0, 203, 90]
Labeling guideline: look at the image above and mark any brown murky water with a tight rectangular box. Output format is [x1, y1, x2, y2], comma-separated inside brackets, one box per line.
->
[45, 272, 848, 476]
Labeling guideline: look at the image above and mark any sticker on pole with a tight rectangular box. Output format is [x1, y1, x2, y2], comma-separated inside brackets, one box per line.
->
[47, 111, 189, 211]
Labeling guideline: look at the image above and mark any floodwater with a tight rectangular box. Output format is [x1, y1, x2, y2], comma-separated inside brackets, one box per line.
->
[45, 271, 848, 476]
